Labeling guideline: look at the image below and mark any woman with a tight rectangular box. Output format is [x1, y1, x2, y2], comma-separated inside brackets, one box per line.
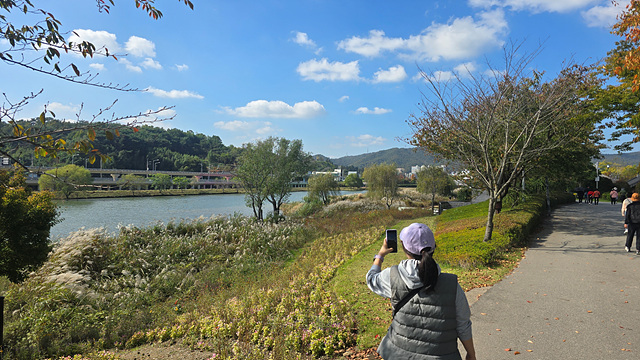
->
[366, 223, 477, 360]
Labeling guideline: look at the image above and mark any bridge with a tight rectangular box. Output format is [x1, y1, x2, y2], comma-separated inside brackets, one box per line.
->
[1, 166, 239, 190]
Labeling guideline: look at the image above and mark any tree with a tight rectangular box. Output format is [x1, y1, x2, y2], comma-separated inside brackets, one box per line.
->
[38, 164, 93, 199]
[235, 137, 311, 221]
[408, 43, 599, 241]
[362, 163, 398, 209]
[1, 169, 59, 282]
[117, 174, 148, 195]
[264, 138, 312, 220]
[1, 1, 194, 173]
[343, 173, 364, 188]
[611, 0, 640, 92]
[173, 176, 191, 189]
[151, 173, 173, 191]
[308, 173, 340, 205]
[417, 166, 453, 214]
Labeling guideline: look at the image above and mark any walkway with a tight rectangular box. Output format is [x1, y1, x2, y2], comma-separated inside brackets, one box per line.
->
[461, 201, 640, 359]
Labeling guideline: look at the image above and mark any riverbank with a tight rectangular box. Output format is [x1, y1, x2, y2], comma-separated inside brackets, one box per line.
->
[48, 187, 365, 200]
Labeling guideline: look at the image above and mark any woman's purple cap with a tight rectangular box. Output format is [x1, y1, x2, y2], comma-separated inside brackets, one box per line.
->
[400, 223, 436, 255]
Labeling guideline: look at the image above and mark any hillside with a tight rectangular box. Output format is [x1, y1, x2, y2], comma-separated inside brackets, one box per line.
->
[600, 151, 640, 166]
[329, 147, 437, 171]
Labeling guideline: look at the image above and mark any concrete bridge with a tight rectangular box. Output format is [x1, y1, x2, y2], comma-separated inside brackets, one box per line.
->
[1, 166, 239, 190]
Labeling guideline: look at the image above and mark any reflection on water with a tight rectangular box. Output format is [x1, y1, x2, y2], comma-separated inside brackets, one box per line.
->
[51, 191, 362, 240]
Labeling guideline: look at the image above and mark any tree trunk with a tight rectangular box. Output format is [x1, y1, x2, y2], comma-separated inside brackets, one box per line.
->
[483, 196, 496, 242]
[545, 176, 551, 217]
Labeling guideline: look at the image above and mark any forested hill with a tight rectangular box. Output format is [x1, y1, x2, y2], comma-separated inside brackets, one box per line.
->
[600, 151, 640, 166]
[329, 147, 437, 171]
[1, 120, 241, 172]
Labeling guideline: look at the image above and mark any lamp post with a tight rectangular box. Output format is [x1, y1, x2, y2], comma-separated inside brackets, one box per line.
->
[153, 159, 160, 171]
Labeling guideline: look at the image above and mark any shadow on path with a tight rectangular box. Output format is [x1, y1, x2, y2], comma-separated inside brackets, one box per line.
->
[461, 202, 639, 359]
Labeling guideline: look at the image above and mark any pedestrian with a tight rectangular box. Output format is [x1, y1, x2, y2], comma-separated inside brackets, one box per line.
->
[587, 189, 594, 204]
[610, 187, 619, 205]
[592, 189, 601, 205]
[576, 187, 585, 203]
[624, 193, 640, 254]
[366, 223, 477, 360]
[622, 195, 633, 234]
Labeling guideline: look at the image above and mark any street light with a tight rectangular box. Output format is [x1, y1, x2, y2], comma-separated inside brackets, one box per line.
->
[153, 159, 160, 171]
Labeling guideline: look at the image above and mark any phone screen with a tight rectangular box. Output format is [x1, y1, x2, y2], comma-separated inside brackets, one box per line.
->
[386, 229, 398, 253]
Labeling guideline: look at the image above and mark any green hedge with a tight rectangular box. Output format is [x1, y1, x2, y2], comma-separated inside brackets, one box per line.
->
[434, 193, 572, 268]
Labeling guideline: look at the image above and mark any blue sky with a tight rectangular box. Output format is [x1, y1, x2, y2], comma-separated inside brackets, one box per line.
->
[1, 0, 631, 158]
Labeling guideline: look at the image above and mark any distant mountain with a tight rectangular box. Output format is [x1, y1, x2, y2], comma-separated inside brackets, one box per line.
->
[328, 147, 437, 171]
[600, 151, 640, 166]
[325, 148, 640, 172]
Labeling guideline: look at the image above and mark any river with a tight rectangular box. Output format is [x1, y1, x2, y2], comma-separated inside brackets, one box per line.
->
[51, 190, 363, 240]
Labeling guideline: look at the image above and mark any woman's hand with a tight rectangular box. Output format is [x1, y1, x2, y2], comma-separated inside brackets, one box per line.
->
[379, 237, 396, 256]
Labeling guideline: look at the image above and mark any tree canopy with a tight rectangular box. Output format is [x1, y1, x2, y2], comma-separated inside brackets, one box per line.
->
[362, 163, 398, 209]
[39, 164, 93, 199]
[408, 44, 600, 241]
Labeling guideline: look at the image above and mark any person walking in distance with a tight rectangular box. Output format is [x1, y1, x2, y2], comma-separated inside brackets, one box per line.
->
[622, 195, 633, 234]
[624, 193, 640, 254]
[610, 187, 619, 205]
[592, 189, 601, 205]
[366, 223, 477, 360]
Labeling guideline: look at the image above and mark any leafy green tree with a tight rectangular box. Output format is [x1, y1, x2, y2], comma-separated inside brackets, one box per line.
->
[264, 138, 312, 220]
[343, 173, 364, 188]
[1, 1, 194, 173]
[173, 176, 191, 189]
[417, 166, 453, 214]
[39, 164, 92, 199]
[151, 173, 173, 191]
[408, 45, 599, 241]
[118, 174, 148, 195]
[362, 163, 398, 209]
[1, 170, 59, 282]
[308, 174, 340, 205]
[235, 140, 272, 220]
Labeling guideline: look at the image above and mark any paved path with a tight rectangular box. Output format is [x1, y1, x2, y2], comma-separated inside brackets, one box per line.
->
[460, 201, 640, 359]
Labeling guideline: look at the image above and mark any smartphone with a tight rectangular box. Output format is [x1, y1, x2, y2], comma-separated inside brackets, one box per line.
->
[386, 229, 398, 253]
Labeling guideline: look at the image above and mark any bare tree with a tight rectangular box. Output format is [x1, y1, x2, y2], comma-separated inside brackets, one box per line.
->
[408, 43, 598, 241]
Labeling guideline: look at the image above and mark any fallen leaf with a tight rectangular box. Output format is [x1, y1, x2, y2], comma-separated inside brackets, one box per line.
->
[527, 350, 533, 352]
[496, 329, 501, 331]
[554, 317, 560, 320]
[527, 300, 532, 303]
[481, 313, 487, 316]
[528, 340, 533, 343]
[514, 351, 521, 355]
[587, 310, 592, 313]
[505, 348, 512, 352]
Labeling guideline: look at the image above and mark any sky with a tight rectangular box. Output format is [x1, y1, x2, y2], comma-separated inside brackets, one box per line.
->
[0, 0, 633, 158]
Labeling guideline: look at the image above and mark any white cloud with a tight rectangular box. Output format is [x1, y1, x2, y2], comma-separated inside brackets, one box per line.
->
[145, 86, 204, 99]
[68, 29, 121, 55]
[582, 1, 627, 28]
[292, 31, 323, 54]
[214, 120, 252, 131]
[297, 58, 361, 82]
[224, 100, 325, 119]
[125, 36, 156, 57]
[141, 57, 162, 70]
[347, 134, 386, 147]
[175, 64, 189, 71]
[89, 63, 106, 71]
[428, 70, 456, 82]
[292, 31, 316, 47]
[46, 102, 81, 120]
[454, 62, 477, 74]
[337, 10, 508, 61]
[214, 120, 279, 138]
[372, 65, 408, 83]
[339, 95, 350, 102]
[469, 0, 601, 13]
[355, 107, 392, 115]
[338, 30, 405, 57]
[143, 108, 177, 128]
[120, 58, 142, 73]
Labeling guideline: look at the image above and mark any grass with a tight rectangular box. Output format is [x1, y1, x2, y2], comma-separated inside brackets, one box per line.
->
[0, 192, 570, 359]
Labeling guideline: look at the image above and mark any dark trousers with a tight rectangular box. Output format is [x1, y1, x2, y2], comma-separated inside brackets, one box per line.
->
[612, 198, 617, 205]
[626, 223, 640, 250]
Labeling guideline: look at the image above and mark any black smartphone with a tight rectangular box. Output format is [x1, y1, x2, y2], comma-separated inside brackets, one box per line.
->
[386, 229, 398, 253]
